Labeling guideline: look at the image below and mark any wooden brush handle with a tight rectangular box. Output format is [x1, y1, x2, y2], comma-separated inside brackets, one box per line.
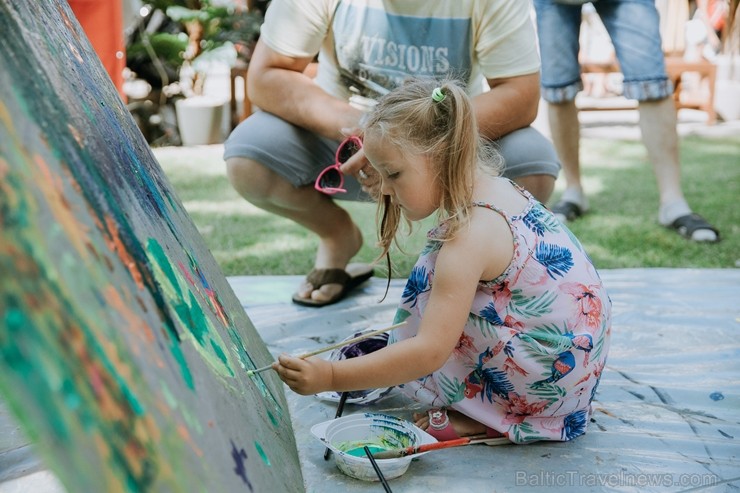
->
[372, 436, 498, 459]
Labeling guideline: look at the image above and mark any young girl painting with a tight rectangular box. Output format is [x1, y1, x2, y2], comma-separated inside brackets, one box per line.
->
[274, 78, 611, 444]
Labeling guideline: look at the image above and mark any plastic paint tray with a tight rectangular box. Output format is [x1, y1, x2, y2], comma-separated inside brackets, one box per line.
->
[311, 412, 437, 482]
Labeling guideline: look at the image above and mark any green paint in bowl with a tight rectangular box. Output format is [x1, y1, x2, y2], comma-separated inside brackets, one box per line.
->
[311, 412, 437, 482]
[344, 445, 388, 457]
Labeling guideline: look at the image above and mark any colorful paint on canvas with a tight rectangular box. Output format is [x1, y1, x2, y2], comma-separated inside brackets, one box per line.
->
[0, 1, 303, 491]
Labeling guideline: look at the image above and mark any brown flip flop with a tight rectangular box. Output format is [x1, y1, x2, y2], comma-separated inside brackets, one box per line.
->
[292, 263, 374, 307]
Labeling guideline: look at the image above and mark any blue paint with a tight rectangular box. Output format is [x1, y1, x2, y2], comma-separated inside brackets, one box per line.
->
[709, 391, 724, 401]
[230, 440, 253, 491]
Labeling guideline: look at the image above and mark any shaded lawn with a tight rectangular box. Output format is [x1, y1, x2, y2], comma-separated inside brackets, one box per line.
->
[154, 135, 739, 278]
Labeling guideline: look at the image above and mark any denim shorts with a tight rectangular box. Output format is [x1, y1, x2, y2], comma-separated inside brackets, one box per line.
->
[533, 0, 673, 103]
[223, 111, 561, 201]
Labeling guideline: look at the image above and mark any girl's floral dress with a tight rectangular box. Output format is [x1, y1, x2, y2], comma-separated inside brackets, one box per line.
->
[389, 186, 611, 443]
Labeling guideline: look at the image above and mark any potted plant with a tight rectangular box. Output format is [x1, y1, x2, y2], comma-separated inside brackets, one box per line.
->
[125, 0, 262, 145]
[166, 0, 262, 145]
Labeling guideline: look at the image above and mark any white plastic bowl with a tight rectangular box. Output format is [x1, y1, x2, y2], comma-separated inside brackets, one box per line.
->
[311, 412, 437, 482]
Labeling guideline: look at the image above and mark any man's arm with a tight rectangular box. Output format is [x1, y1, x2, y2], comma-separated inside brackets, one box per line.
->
[247, 40, 364, 141]
[473, 72, 541, 141]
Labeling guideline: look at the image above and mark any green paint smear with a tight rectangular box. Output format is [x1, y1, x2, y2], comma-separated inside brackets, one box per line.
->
[146, 238, 234, 380]
[209, 339, 231, 375]
[184, 291, 207, 345]
[165, 319, 195, 390]
[81, 99, 94, 121]
[254, 441, 270, 466]
[5, 307, 24, 327]
[159, 382, 202, 434]
[147, 239, 180, 295]
[160, 381, 178, 409]
[266, 409, 278, 428]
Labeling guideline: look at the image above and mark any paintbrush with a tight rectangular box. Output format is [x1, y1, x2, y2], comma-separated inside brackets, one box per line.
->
[371, 435, 500, 459]
[246, 321, 406, 376]
[364, 446, 393, 492]
[324, 391, 349, 461]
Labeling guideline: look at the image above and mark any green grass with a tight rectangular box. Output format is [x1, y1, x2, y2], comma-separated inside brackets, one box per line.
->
[154, 134, 739, 278]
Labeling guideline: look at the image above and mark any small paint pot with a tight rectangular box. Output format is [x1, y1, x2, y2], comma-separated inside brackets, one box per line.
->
[310, 412, 437, 482]
[315, 328, 394, 405]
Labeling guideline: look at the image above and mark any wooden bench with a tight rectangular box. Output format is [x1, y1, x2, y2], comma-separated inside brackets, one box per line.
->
[229, 60, 251, 129]
[579, 57, 717, 124]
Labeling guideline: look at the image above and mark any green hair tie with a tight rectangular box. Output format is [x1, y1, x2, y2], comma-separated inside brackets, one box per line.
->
[431, 87, 446, 103]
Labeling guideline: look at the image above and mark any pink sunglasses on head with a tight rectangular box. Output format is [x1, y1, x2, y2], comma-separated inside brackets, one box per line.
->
[314, 135, 363, 194]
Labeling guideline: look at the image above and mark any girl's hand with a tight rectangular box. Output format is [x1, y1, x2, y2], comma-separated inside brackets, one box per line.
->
[274, 354, 334, 395]
[338, 127, 380, 196]
[340, 149, 380, 197]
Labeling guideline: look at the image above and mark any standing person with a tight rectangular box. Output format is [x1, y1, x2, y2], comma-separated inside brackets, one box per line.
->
[533, 0, 720, 242]
[274, 78, 611, 444]
[223, 0, 562, 307]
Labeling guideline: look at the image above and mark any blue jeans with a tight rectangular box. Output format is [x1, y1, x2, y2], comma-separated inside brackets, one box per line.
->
[533, 0, 673, 103]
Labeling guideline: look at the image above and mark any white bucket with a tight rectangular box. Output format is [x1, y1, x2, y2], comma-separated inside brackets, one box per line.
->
[311, 413, 437, 482]
[175, 96, 228, 146]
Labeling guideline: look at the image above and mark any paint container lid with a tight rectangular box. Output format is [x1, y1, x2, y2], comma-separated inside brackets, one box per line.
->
[311, 412, 437, 482]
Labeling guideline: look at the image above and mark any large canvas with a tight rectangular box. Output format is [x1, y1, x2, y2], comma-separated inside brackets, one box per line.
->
[0, 1, 303, 491]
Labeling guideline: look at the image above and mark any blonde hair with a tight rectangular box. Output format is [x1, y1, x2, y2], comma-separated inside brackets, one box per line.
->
[361, 77, 502, 262]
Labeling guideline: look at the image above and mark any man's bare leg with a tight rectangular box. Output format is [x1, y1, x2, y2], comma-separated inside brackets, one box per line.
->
[513, 174, 556, 205]
[637, 98, 717, 242]
[547, 99, 589, 217]
[226, 157, 364, 302]
[637, 98, 688, 217]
